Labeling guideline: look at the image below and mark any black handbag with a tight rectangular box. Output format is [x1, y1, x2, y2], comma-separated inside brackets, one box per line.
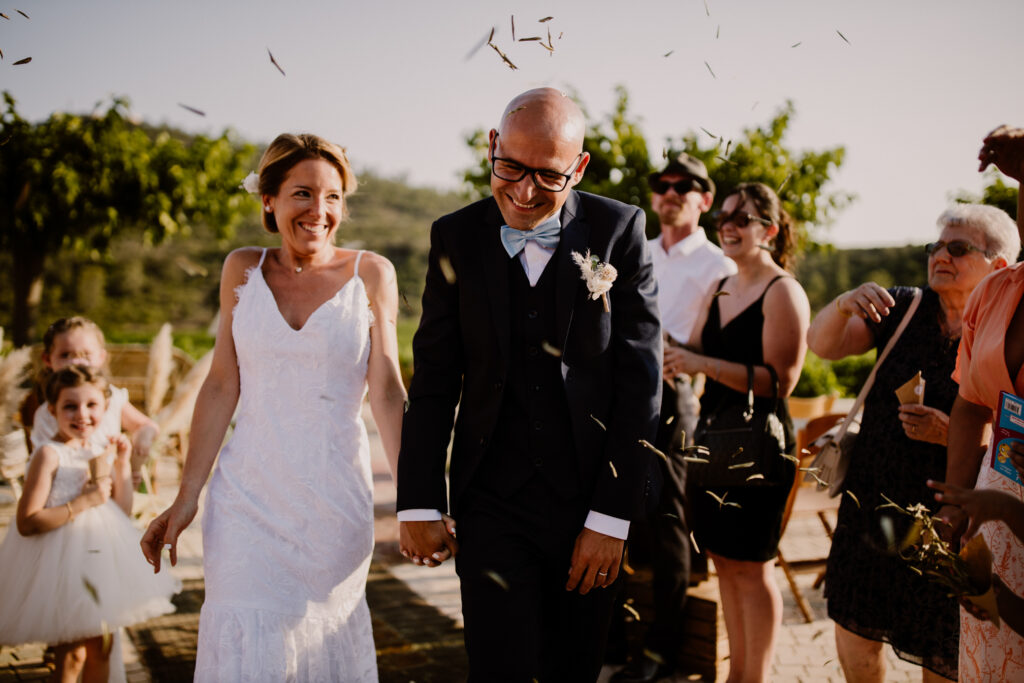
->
[690, 364, 790, 488]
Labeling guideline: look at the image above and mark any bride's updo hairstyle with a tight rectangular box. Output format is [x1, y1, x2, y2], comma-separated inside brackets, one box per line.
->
[728, 181, 796, 271]
[257, 133, 358, 234]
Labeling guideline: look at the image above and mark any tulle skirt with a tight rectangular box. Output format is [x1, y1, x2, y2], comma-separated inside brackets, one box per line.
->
[0, 501, 180, 645]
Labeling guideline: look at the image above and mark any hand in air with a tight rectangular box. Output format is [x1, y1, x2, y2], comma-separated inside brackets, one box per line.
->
[898, 404, 949, 445]
[835, 282, 896, 323]
[979, 125, 1024, 182]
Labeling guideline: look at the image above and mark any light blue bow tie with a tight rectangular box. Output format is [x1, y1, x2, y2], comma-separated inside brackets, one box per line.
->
[500, 218, 562, 258]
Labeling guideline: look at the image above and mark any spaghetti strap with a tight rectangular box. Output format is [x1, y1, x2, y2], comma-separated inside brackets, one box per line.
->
[759, 274, 787, 301]
[353, 250, 364, 278]
[257, 248, 268, 268]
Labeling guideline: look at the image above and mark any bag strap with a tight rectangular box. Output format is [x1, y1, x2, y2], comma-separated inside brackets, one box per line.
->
[833, 288, 923, 439]
[742, 364, 780, 421]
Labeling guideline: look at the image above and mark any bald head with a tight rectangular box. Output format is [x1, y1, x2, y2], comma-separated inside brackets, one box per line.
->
[497, 87, 586, 150]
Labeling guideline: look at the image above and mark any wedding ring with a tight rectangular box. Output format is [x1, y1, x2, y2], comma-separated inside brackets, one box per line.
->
[598, 571, 608, 576]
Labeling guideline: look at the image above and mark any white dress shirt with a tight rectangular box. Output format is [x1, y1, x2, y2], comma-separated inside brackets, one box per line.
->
[397, 239, 630, 540]
[649, 229, 736, 345]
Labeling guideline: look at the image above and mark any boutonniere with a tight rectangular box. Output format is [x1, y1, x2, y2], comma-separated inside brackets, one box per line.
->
[571, 250, 617, 313]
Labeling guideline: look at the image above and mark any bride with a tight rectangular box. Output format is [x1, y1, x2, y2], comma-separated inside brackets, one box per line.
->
[141, 133, 406, 681]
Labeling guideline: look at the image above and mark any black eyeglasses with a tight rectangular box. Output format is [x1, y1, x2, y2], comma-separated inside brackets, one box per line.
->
[712, 208, 772, 230]
[650, 178, 703, 195]
[924, 240, 989, 258]
[489, 133, 584, 192]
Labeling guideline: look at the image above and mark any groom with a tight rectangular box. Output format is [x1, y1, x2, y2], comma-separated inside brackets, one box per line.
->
[397, 87, 662, 682]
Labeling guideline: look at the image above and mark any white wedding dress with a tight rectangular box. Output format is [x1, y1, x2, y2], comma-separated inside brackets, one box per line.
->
[196, 249, 378, 682]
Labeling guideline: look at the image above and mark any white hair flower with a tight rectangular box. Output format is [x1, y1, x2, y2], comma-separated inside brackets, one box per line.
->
[240, 171, 260, 194]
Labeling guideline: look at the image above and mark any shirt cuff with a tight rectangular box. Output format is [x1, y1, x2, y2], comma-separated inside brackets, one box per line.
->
[584, 510, 630, 540]
[397, 508, 443, 522]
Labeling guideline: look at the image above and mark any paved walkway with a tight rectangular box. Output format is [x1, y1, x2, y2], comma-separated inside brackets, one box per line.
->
[0, 407, 922, 682]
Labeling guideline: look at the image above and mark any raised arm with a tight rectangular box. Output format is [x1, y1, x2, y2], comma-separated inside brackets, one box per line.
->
[140, 248, 253, 571]
[362, 252, 406, 481]
[979, 125, 1024, 236]
[807, 282, 894, 360]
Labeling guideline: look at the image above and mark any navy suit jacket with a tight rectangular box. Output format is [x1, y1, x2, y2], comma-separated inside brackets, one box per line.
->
[397, 190, 662, 522]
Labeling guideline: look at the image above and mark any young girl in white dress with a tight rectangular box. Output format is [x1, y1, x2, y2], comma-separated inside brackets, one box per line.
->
[0, 366, 180, 683]
[27, 317, 159, 487]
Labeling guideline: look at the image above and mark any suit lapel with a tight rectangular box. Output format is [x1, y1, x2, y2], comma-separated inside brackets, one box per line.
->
[482, 199, 511, 363]
[556, 191, 588, 351]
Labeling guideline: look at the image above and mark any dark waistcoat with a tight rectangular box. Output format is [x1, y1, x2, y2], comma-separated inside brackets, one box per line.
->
[475, 253, 580, 500]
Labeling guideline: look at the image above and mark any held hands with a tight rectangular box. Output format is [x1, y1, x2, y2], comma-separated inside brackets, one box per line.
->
[565, 527, 624, 595]
[141, 496, 199, 573]
[979, 125, 1024, 182]
[835, 283, 896, 323]
[79, 476, 113, 508]
[400, 514, 458, 567]
[898, 405, 949, 445]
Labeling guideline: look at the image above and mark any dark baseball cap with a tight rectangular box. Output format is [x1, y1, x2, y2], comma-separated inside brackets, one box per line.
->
[648, 152, 715, 195]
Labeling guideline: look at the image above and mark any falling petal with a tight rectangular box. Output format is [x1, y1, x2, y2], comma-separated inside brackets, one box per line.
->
[844, 490, 861, 508]
[609, 461, 618, 478]
[683, 456, 710, 463]
[511, 15, 515, 41]
[558, 32, 563, 39]
[506, 105, 527, 118]
[538, 16, 553, 22]
[590, 414, 607, 431]
[836, 30, 850, 45]
[400, 291, 411, 310]
[798, 466, 821, 473]
[800, 447, 811, 455]
[751, 101, 759, 110]
[728, 447, 744, 459]
[488, 42, 518, 70]
[777, 172, 792, 194]
[682, 445, 710, 456]
[546, 25, 552, 51]
[703, 0, 710, 16]
[663, 50, 674, 57]
[438, 255, 456, 284]
[724, 501, 742, 508]
[638, 439, 668, 463]
[100, 622, 112, 655]
[665, 415, 675, 425]
[824, 658, 834, 666]
[699, 126, 717, 139]
[519, 36, 542, 41]
[724, 139, 731, 156]
[704, 61, 716, 79]
[643, 649, 666, 665]
[540, 341, 562, 357]
[178, 103, 206, 117]
[812, 629, 825, 641]
[690, 530, 701, 554]
[538, 41, 555, 53]
[663, 512, 679, 519]
[780, 452, 800, 463]
[0, 48, 4, 59]
[484, 569, 510, 591]
[746, 473, 765, 481]
[12, 56, 31, 65]
[465, 28, 492, 60]
[706, 490, 727, 507]
[712, 290, 730, 298]
[268, 48, 286, 76]
[83, 577, 100, 604]
[489, 27, 495, 42]
[623, 603, 641, 620]
[16, 9, 28, 18]
[0, 13, 8, 20]
[715, 25, 720, 39]
[0, 135, 10, 146]
[728, 461, 755, 469]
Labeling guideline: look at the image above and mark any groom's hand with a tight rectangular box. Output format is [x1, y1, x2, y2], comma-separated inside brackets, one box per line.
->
[566, 528, 624, 595]
[400, 519, 458, 567]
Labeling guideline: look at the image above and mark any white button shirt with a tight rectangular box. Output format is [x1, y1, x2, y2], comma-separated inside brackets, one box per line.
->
[650, 229, 736, 345]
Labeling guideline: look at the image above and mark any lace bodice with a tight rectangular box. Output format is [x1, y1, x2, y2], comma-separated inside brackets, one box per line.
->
[40, 440, 106, 508]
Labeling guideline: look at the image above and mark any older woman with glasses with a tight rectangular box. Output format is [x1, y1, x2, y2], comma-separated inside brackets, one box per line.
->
[667, 181, 809, 683]
[807, 204, 1019, 682]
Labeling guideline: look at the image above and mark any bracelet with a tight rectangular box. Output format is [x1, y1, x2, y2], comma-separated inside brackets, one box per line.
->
[835, 295, 853, 318]
[65, 502, 75, 522]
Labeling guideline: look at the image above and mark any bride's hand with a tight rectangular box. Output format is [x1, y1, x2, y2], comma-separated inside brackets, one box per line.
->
[141, 497, 198, 573]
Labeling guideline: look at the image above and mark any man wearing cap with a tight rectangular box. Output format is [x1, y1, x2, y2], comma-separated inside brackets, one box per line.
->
[611, 153, 735, 683]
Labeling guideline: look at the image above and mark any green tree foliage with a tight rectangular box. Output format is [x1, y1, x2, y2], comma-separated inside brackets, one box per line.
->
[0, 92, 257, 344]
[953, 168, 1019, 224]
[461, 87, 852, 246]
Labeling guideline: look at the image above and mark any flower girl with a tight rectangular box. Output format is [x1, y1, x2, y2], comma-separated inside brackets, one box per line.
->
[0, 366, 179, 683]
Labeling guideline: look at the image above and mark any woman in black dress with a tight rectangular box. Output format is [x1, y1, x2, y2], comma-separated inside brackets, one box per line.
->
[807, 204, 1018, 682]
[667, 182, 810, 683]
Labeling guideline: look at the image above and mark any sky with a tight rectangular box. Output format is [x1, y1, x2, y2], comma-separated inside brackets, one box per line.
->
[2, 0, 1022, 248]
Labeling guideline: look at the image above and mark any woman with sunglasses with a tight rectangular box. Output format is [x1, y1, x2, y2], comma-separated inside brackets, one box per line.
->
[667, 182, 810, 683]
[807, 204, 1017, 682]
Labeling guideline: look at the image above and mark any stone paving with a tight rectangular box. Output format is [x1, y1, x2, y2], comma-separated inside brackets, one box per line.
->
[0, 407, 923, 682]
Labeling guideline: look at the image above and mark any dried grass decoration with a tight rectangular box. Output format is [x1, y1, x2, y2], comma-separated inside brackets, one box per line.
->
[891, 497, 1000, 626]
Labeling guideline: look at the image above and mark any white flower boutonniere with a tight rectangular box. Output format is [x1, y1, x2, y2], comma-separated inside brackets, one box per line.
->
[571, 250, 617, 313]
[240, 171, 260, 194]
